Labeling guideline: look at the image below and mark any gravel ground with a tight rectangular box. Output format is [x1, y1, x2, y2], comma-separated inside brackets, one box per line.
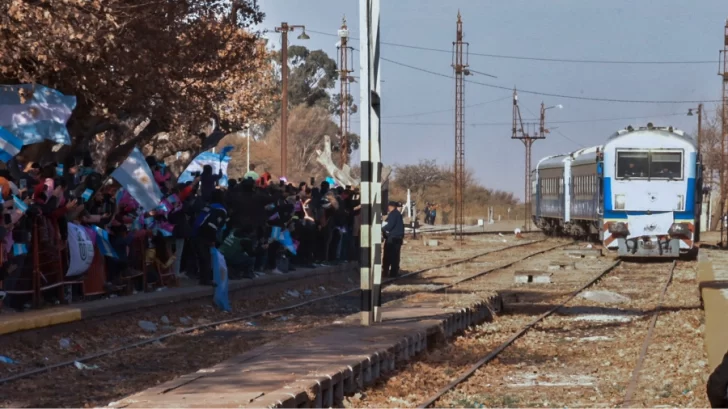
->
[348, 253, 710, 408]
[0, 233, 546, 407]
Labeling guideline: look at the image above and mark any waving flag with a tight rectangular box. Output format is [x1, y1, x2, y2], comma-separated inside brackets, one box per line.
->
[219, 145, 234, 159]
[178, 151, 231, 188]
[0, 84, 76, 147]
[111, 147, 163, 211]
[92, 225, 118, 259]
[0, 128, 23, 163]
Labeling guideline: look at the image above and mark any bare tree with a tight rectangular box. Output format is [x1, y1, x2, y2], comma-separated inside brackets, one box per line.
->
[393, 159, 448, 203]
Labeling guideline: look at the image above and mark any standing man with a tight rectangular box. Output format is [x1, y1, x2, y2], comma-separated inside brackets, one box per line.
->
[707, 350, 728, 407]
[382, 200, 404, 277]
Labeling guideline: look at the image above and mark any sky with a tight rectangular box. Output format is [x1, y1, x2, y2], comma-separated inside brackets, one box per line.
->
[260, 0, 726, 200]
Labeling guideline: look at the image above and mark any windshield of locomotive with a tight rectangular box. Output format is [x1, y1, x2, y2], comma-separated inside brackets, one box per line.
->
[616, 150, 682, 180]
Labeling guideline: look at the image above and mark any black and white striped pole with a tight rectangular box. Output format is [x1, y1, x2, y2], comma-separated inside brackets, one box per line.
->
[359, 0, 383, 325]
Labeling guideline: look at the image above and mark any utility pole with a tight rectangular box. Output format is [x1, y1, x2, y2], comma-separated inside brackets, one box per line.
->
[512, 89, 544, 231]
[452, 11, 469, 242]
[338, 16, 354, 168]
[275, 22, 309, 178]
[719, 18, 728, 245]
[359, 0, 382, 325]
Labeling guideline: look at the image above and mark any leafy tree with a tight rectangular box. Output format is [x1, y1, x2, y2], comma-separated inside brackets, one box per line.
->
[270, 45, 338, 112]
[0, 0, 275, 169]
[393, 159, 448, 203]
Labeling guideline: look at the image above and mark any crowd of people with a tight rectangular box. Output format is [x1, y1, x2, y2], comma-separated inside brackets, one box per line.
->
[0, 153, 373, 311]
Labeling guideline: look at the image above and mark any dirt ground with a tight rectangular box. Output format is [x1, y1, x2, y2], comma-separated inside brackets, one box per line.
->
[0, 232, 544, 407]
[348, 253, 711, 408]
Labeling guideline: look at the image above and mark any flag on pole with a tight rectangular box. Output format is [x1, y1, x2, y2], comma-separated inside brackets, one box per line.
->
[178, 151, 231, 187]
[111, 147, 163, 210]
[0, 128, 23, 163]
[0, 84, 76, 146]
[92, 225, 118, 259]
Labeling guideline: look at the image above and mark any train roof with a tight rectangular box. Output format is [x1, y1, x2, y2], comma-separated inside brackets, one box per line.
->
[608, 125, 696, 147]
[536, 145, 602, 170]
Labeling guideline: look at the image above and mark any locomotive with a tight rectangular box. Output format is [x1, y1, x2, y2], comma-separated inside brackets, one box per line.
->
[532, 124, 702, 258]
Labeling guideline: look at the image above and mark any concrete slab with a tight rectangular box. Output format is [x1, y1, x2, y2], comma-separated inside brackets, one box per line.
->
[697, 249, 728, 371]
[564, 248, 603, 259]
[514, 270, 552, 284]
[112, 294, 499, 408]
[548, 261, 576, 271]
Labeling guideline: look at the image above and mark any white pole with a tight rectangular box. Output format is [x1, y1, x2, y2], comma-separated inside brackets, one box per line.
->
[246, 126, 251, 173]
[406, 189, 412, 219]
[359, 0, 373, 326]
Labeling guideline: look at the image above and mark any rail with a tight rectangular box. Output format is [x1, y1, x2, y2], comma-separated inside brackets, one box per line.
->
[417, 258, 622, 408]
[0, 238, 565, 386]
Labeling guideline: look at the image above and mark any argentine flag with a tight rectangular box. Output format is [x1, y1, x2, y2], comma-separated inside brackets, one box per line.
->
[178, 150, 231, 188]
[92, 226, 118, 259]
[111, 147, 163, 211]
[0, 84, 76, 147]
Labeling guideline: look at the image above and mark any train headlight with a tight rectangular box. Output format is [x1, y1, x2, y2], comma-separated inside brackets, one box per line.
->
[668, 223, 691, 237]
[675, 195, 684, 211]
[608, 222, 629, 236]
[614, 194, 626, 210]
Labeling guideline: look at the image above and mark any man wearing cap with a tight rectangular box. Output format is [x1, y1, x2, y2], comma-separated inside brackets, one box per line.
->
[382, 200, 404, 277]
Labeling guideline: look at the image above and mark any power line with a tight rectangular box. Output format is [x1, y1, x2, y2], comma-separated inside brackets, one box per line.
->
[383, 95, 510, 118]
[306, 28, 716, 65]
[350, 110, 711, 127]
[376, 54, 721, 104]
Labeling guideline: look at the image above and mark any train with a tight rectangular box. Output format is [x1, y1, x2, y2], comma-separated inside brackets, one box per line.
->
[532, 124, 703, 258]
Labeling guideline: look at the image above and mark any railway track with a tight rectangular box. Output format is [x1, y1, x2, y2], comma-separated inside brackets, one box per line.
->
[0, 237, 561, 392]
[396, 260, 685, 408]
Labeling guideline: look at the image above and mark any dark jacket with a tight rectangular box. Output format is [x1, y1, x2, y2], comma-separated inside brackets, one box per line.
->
[200, 171, 222, 202]
[707, 351, 728, 408]
[382, 209, 404, 242]
[193, 202, 228, 242]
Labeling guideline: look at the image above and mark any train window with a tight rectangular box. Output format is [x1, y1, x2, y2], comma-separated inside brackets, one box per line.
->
[617, 151, 649, 179]
[650, 152, 682, 179]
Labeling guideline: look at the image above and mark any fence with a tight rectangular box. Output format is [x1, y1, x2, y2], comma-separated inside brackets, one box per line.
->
[0, 216, 177, 309]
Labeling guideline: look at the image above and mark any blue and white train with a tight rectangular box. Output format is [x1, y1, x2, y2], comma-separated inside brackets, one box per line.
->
[532, 124, 703, 258]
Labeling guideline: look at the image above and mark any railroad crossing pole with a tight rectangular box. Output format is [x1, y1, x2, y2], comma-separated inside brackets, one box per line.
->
[359, 0, 383, 325]
[275, 22, 309, 178]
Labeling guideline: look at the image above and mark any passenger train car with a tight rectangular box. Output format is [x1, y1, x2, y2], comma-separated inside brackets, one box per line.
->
[532, 124, 702, 258]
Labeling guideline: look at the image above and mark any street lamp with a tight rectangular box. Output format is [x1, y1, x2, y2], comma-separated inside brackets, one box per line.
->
[540, 103, 563, 136]
[688, 103, 703, 151]
[274, 22, 309, 178]
[244, 123, 251, 173]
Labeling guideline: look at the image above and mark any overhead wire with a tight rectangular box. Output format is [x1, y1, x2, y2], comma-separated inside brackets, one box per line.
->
[305, 29, 716, 65]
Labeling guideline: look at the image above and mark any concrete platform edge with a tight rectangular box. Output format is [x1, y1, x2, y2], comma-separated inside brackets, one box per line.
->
[247, 298, 501, 408]
[696, 252, 728, 372]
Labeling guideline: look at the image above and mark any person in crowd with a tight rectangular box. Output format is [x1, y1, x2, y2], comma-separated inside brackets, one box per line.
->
[192, 189, 228, 285]
[382, 200, 404, 277]
[0, 144, 374, 311]
[244, 164, 260, 181]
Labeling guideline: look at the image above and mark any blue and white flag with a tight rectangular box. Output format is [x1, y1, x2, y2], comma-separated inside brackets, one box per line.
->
[81, 189, 93, 202]
[178, 151, 231, 188]
[0, 84, 76, 147]
[0, 127, 24, 163]
[219, 145, 234, 159]
[92, 225, 118, 259]
[13, 195, 28, 214]
[12, 243, 28, 256]
[111, 147, 163, 211]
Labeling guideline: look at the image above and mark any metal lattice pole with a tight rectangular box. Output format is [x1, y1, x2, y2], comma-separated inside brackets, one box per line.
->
[338, 16, 354, 168]
[512, 89, 545, 231]
[452, 11, 468, 241]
